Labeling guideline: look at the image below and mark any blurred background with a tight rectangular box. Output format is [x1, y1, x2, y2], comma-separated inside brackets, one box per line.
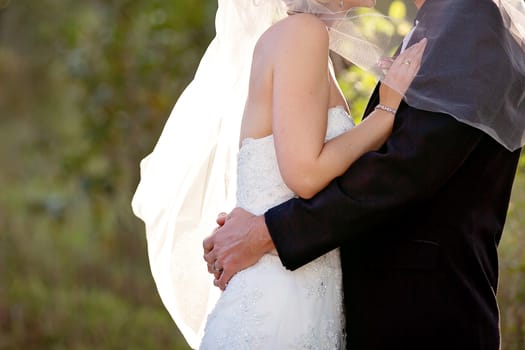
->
[0, 0, 523, 349]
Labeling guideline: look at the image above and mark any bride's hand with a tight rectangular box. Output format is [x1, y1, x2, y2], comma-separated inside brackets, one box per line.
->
[379, 38, 427, 110]
[378, 57, 394, 74]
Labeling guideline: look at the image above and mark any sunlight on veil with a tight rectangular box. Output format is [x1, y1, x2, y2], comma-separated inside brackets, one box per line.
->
[131, 1, 286, 347]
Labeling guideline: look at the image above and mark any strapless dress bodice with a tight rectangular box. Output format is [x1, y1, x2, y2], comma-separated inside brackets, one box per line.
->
[236, 106, 355, 215]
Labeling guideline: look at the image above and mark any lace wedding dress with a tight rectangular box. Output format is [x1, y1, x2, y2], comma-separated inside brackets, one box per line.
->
[199, 107, 354, 350]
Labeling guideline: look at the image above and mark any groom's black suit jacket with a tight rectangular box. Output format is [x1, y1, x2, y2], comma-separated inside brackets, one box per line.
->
[266, 91, 521, 349]
[265, 1, 523, 348]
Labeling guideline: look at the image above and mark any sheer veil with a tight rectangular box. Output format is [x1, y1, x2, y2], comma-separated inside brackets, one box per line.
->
[131, 0, 525, 348]
[131, 1, 287, 348]
[402, 0, 525, 151]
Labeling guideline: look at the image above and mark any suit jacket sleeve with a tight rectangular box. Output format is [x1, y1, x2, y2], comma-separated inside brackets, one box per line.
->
[265, 95, 484, 270]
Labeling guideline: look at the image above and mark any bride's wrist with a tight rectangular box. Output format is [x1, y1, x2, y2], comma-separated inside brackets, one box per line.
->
[375, 104, 397, 116]
[378, 97, 400, 110]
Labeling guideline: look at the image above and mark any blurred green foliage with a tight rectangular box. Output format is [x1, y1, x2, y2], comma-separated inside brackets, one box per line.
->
[1, 0, 216, 348]
[0, 0, 523, 349]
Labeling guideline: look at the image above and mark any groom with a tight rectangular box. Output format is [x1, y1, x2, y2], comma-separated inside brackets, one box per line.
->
[204, 0, 523, 349]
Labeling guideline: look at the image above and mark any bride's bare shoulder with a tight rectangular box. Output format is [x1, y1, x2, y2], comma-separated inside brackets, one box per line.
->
[256, 13, 329, 54]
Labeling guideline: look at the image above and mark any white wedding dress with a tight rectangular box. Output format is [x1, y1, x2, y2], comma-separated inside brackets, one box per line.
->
[199, 106, 354, 350]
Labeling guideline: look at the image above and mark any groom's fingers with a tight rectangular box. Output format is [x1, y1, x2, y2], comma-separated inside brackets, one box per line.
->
[203, 237, 218, 275]
[203, 226, 219, 255]
[205, 257, 215, 274]
[216, 212, 227, 226]
[216, 268, 234, 291]
[213, 276, 227, 290]
[204, 250, 216, 265]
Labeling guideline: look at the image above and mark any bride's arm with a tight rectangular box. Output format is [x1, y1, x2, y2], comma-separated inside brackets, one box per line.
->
[272, 15, 426, 199]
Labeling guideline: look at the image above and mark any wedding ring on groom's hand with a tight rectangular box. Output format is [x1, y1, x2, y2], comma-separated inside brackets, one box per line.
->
[212, 261, 223, 273]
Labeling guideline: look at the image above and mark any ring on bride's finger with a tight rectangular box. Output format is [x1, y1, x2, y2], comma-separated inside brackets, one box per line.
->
[403, 59, 412, 65]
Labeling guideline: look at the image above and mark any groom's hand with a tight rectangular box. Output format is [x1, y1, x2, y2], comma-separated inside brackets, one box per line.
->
[203, 207, 275, 290]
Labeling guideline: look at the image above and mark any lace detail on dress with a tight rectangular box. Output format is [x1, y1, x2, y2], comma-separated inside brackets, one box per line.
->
[203, 264, 269, 349]
[237, 106, 354, 215]
[200, 107, 354, 350]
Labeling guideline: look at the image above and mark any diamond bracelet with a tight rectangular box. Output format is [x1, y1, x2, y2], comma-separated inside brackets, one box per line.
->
[374, 104, 397, 116]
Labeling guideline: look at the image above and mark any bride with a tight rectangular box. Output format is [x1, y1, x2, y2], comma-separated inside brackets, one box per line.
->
[132, 0, 425, 349]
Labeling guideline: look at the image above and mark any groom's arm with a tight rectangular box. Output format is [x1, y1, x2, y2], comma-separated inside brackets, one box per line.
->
[266, 101, 483, 270]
